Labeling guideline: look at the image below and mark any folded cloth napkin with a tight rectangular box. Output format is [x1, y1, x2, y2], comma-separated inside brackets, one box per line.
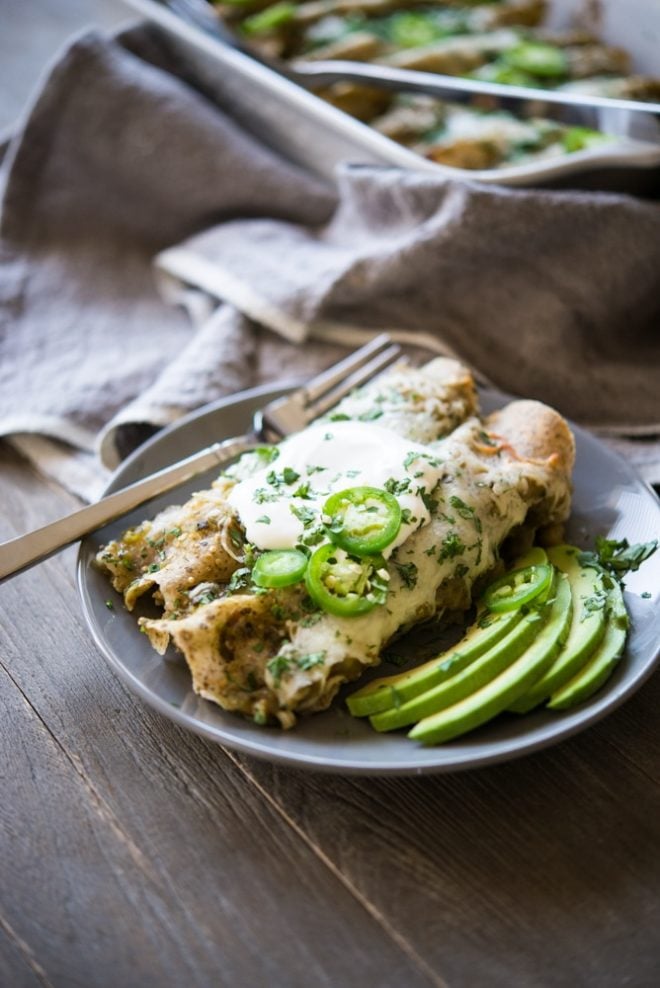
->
[1, 25, 660, 500]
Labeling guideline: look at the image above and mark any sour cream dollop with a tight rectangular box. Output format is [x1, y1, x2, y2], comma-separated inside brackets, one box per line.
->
[228, 422, 445, 557]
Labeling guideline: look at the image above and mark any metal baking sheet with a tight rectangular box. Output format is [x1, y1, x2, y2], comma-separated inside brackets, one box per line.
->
[123, 0, 660, 190]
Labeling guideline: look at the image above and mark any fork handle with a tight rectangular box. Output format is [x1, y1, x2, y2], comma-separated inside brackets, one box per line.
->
[0, 436, 255, 584]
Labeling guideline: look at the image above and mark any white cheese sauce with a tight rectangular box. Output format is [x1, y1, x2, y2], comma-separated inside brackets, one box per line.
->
[228, 422, 446, 557]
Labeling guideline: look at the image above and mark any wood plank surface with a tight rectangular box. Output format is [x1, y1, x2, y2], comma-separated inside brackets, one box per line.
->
[233, 701, 660, 988]
[0, 445, 434, 988]
[2, 3, 660, 986]
[2, 440, 660, 988]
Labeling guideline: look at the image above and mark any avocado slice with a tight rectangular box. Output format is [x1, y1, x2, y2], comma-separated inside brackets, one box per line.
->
[508, 545, 608, 714]
[369, 585, 553, 733]
[347, 548, 547, 718]
[548, 578, 628, 710]
[409, 572, 573, 745]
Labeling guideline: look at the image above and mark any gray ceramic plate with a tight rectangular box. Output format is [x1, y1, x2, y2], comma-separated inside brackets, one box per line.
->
[78, 384, 660, 775]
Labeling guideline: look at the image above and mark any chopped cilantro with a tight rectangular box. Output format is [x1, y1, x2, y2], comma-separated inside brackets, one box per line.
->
[404, 451, 441, 470]
[226, 567, 251, 593]
[384, 477, 411, 495]
[297, 651, 326, 671]
[394, 561, 418, 589]
[300, 613, 323, 628]
[283, 467, 301, 485]
[293, 481, 312, 499]
[439, 532, 465, 561]
[329, 412, 351, 422]
[255, 515, 271, 525]
[194, 591, 219, 605]
[228, 526, 244, 549]
[254, 487, 278, 505]
[266, 466, 300, 487]
[290, 503, 316, 526]
[300, 526, 325, 547]
[266, 654, 292, 685]
[105, 600, 114, 610]
[420, 489, 437, 514]
[359, 409, 383, 422]
[578, 537, 658, 585]
[246, 671, 259, 692]
[449, 495, 482, 534]
[254, 445, 280, 464]
[581, 587, 608, 619]
[243, 543, 258, 567]
[470, 538, 483, 566]
[225, 670, 259, 693]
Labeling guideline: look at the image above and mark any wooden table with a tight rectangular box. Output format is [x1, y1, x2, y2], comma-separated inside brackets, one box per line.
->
[3, 449, 660, 988]
[2, 4, 660, 986]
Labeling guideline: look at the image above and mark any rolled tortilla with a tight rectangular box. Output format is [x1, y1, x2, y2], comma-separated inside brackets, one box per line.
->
[98, 357, 477, 613]
[128, 381, 574, 728]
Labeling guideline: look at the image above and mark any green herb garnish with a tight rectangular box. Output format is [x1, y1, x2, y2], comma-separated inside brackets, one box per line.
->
[578, 537, 658, 585]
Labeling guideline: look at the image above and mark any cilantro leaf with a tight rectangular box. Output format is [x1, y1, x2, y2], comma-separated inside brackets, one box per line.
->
[578, 538, 658, 584]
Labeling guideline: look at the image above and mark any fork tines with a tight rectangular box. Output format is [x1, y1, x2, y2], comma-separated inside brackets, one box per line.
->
[305, 339, 402, 421]
[261, 333, 402, 439]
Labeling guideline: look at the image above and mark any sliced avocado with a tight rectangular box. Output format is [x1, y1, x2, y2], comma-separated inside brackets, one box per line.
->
[548, 578, 628, 710]
[508, 545, 608, 714]
[369, 586, 553, 733]
[347, 547, 547, 718]
[348, 608, 520, 718]
[408, 573, 573, 745]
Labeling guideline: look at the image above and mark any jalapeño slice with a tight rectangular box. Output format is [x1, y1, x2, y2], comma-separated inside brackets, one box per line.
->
[305, 544, 389, 617]
[252, 550, 308, 589]
[483, 562, 553, 613]
[323, 486, 402, 556]
[503, 42, 568, 79]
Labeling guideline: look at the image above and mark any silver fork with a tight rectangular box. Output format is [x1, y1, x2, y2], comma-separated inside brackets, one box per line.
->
[0, 335, 401, 583]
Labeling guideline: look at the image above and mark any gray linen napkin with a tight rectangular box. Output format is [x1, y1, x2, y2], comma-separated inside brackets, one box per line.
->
[1, 26, 659, 499]
[0, 26, 338, 495]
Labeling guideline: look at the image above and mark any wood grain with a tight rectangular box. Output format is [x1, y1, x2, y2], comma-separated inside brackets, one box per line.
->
[0, 445, 433, 988]
[3, 3, 660, 985]
[231, 695, 660, 988]
[3, 441, 658, 987]
[0, 918, 50, 988]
